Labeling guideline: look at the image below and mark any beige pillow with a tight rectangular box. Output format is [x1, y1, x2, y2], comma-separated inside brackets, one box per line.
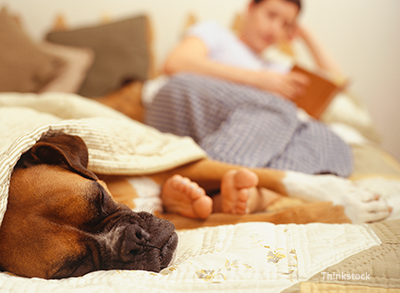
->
[0, 9, 64, 93]
[46, 14, 152, 97]
[321, 92, 381, 143]
[38, 42, 95, 93]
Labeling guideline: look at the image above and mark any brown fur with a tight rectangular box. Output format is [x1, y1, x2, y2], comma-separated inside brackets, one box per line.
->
[0, 135, 177, 279]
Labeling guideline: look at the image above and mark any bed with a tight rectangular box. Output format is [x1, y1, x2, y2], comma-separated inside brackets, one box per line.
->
[0, 8, 399, 292]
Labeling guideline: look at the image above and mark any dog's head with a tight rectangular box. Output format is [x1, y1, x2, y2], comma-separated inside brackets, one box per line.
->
[0, 134, 178, 279]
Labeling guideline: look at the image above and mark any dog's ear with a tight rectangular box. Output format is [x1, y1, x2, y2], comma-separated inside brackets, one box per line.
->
[17, 134, 98, 180]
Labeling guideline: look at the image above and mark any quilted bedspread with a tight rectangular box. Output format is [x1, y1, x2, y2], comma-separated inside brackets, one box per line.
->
[0, 220, 399, 292]
[0, 92, 399, 292]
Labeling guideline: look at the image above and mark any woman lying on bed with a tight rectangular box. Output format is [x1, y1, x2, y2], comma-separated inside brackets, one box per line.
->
[144, 0, 353, 177]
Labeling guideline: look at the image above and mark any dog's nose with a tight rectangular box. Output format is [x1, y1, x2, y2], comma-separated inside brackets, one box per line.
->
[119, 225, 150, 262]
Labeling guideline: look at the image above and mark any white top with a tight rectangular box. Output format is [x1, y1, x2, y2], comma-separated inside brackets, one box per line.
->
[187, 20, 288, 72]
[142, 21, 289, 104]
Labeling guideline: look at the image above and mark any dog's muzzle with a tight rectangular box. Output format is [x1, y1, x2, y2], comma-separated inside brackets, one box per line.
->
[94, 211, 178, 274]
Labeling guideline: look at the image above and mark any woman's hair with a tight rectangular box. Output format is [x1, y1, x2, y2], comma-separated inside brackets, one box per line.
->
[253, 0, 301, 11]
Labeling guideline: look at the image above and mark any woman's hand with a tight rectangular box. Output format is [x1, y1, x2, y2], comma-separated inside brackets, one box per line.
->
[285, 24, 343, 78]
[250, 70, 310, 100]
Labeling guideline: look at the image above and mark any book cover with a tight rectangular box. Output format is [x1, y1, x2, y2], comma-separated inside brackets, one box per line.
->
[291, 65, 348, 119]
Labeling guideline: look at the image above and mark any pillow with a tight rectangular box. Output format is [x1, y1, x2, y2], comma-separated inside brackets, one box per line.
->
[0, 8, 65, 93]
[46, 14, 152, 97]
[38, 42, 95, 93]
[321, 92, 381, 143]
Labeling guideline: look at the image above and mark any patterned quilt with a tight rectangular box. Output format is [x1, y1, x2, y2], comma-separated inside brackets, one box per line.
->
[0, 220, 398, 292]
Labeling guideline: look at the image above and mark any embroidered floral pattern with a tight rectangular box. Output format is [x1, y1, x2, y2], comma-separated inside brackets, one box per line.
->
[252, 230, 299, 281]
[267, 248, 286, 263]
[160, 265, 179, 276]
[196, 260, 252, 283]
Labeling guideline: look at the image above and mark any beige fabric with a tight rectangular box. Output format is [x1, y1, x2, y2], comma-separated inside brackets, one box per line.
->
[299, 283, 400, 293]
[38, 42, 95, 93]
[351, 144, 400, 180]
[0, 8, 64, 93]
[282, 219, 400, 292]
[46, 14, 152, 97]
[0, 92, 206, 227]
[321, 92, 381, 143]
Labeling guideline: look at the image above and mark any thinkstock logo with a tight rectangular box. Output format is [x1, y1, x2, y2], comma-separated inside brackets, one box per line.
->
[321, 271, 371, 281]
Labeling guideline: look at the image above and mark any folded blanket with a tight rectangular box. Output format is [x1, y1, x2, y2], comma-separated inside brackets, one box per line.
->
[0, 92, 206, 227]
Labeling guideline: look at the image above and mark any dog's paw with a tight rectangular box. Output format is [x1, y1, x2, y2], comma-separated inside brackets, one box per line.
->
[283, 171, 392, 223]
[341, 194, 391, 224]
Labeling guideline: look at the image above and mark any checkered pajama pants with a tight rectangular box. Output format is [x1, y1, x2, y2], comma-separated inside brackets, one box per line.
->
[145, 73, 353, 177]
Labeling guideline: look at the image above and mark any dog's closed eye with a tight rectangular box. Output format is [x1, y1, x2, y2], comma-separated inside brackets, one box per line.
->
[98, 184, 116, 215]
[86, 182, 118, 217]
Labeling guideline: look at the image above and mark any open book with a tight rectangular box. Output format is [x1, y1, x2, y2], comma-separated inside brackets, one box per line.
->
[291, 65, 348, 119]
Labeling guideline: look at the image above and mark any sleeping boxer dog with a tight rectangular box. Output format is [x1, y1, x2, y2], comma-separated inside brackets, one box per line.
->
[0, 134, 178, 279]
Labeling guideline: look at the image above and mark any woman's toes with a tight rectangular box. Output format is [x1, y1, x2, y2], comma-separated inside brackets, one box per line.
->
[238, 189, 250, 202]
[235, 201, 248, 214]
[193, 196, 213, 219]
[234, 168, 259, 189]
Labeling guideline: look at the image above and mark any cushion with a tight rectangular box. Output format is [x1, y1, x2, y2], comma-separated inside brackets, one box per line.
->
[321, 92, 381, 143]
[38, 42, 95, 93]
[46, 14, 152, 97]
[0, 8, 65, 93]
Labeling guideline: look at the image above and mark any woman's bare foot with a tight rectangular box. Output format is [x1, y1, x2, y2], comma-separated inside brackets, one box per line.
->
[161, 175, 213, 219]
[215, 169, 283, 214]
[219, 168, 259, 214]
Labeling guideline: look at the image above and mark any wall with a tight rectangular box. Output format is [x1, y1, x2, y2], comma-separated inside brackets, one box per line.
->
[2, 0, 400, 160]
[300, 0, 400, 161]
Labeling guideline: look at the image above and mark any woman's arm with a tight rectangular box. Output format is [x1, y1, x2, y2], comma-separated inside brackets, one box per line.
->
[294, 26, 343, 78]
[164, 37, 258, 86]
[163, 36, 309, 100]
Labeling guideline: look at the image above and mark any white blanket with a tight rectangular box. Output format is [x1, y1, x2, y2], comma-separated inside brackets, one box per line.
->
[0, 92, 206, 226]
